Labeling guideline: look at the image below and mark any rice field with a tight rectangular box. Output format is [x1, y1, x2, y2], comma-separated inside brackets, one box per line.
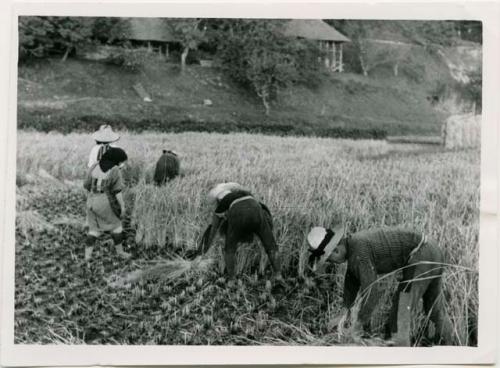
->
[15, 130, 479, 346]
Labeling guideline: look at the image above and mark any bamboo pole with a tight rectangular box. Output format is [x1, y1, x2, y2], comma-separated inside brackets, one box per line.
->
[339, 43, 344, 72]
[324, 41, 329, 68]
[332, 42, 337, 71]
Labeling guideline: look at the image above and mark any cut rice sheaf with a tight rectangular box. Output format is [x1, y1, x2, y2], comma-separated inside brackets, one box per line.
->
[107, 256, 215, 288]
[16, 210, 55, 237]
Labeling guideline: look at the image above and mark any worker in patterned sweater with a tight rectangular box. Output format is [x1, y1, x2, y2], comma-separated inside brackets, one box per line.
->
[195, 182, 281, 280]
[306, 225, 453, 346]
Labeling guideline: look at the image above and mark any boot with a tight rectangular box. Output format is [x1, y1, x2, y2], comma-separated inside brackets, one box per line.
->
[393, 292, 412, 346]
[115, 243, 131, 259]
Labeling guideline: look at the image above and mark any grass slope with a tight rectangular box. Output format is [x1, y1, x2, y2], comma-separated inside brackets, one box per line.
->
[18, 57, 444, 136]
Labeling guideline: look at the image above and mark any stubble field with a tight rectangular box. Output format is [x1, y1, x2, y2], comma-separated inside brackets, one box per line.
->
[15, 131, 479, 346]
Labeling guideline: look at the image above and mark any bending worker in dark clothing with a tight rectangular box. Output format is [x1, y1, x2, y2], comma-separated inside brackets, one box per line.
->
[307, 225, 453, 346]
[154, 149, 180, 185]
[196, 182, 281, 279]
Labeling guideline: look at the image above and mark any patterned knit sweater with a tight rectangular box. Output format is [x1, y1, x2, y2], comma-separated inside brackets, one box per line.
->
[343, 228, 424, 325]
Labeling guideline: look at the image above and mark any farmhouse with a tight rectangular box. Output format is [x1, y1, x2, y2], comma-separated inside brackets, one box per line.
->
[114, 18, 178, 59]
[109, 18, 350, 71]
[282, 19, 350, 72]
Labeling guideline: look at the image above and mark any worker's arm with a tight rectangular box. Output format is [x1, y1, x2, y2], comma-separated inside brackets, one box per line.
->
[327, 269, 358, 330]
[88, 146, 98, 168]
[197, 213, 223, 255]
[115, 192, 125, 217]
[343, 268, 360, 309]
[355, 259, 380, 328]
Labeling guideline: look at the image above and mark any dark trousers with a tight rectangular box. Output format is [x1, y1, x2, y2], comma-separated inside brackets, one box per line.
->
[385, 240, 453, 345]
[223, 199, 280, 278]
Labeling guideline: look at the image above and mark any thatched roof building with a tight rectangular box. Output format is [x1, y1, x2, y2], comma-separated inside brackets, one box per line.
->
[116, 18, 177, 42]
[283, 19, 350, 72]
[283, 19, 350, 43]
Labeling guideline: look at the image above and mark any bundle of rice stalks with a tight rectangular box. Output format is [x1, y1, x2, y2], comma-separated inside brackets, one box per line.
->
[16, 210, 55, 238]
[443, 114, 481, 149]
[52, 214, 86, 229]
[107, 256, 215, 288]
[37, 168, 66, 187]
[16, 190, 29, 211]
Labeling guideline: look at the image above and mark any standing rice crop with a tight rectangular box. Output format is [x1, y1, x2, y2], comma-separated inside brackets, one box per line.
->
[16, 131, 480, 345]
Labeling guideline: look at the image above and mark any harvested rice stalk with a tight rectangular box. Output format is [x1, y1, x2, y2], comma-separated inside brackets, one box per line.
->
[52, 214, 86, 229]
[108, 256, 215, 288]
[16, 210, 55, 238]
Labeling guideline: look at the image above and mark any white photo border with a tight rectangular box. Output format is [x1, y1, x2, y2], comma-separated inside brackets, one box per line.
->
[1, 1, 498, 366]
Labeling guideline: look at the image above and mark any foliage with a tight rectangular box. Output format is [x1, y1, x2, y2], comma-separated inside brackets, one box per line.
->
[169, 19, 206, 71]
[105, 47, 151, 72]
[428, 65, 482, 114]
[19, 16, 94, 62]
[215, 19, 324, 115]
[461, 67, 482, 113]
[87, 17, 124, 44]
[331, 20, 462, 48]
[456, 21, 482, 44]
[18, 113, 387, 140]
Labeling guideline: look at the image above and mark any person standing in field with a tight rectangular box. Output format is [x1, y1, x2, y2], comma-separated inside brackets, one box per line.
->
[87, 125, 120, 168]
[196, 182, 282, 280]
[153, 150, 180, 186]
[83, 147, 131, 262]
[306, 225, 453, 346]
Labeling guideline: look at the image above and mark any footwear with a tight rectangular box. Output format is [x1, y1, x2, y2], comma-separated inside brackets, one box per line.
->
[115, 244, 131, 259]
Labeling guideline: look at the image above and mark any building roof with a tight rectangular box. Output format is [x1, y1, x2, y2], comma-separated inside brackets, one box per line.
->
[116, 18, 177, 42]
[283, 19, 350, 43]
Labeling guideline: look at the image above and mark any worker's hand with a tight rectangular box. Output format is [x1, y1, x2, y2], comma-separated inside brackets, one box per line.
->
[327, 315, 344, 330]
[184, 248, 199, 260]
[351, 320, 364, 338]
[351, 319, 371, 338]
[227, 278, 237, 289]
[327, 309, 349, 330]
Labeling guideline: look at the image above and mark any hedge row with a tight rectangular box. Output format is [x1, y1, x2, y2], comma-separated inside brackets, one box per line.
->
[18, 114, 387, 140]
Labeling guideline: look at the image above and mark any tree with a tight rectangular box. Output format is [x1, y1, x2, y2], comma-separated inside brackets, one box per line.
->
[215, 19, 323, 115]
[88, 17, 124, 44]
[458, 66, 482, 114]
[327, 19, 463, 77]
[169, 19, 206, 72]
[363, 40, 412, 77]
[339, 21, 373, 76]
[19, 16, 94, 62]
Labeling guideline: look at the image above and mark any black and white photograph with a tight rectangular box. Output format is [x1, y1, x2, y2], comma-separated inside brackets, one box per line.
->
[1, 1, 499, 366]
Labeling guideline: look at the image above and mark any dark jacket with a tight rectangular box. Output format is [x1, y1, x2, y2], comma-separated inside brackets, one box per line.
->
[198, 191, 273, 254]
[342, 228, 433, 324]
[154, 150, 179, 185]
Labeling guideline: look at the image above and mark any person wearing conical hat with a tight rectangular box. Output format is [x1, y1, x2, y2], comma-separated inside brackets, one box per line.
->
[87, 125, 120, 168]
[83, 147, 131, 262]
[195, 182, 281, 280]
[153, 150, 180, 186]
[306, 225, 453, 346]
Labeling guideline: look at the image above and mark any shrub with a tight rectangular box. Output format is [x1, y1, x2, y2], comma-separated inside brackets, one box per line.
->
[18, 113, 387, 140]
[105, 47, 151, 72]
[19, 16, 94, 62]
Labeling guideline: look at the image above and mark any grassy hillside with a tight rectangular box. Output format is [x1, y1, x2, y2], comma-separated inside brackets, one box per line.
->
[18, 57, 446, 136]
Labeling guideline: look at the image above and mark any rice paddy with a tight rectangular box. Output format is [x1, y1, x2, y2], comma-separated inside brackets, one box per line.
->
[15, 130, 479, 346]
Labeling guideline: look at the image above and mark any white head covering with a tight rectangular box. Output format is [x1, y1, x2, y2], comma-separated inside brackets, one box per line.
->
[208, 182, 244, 202]
[92, 125, 120, 143]
[307, 224, 345, 270]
